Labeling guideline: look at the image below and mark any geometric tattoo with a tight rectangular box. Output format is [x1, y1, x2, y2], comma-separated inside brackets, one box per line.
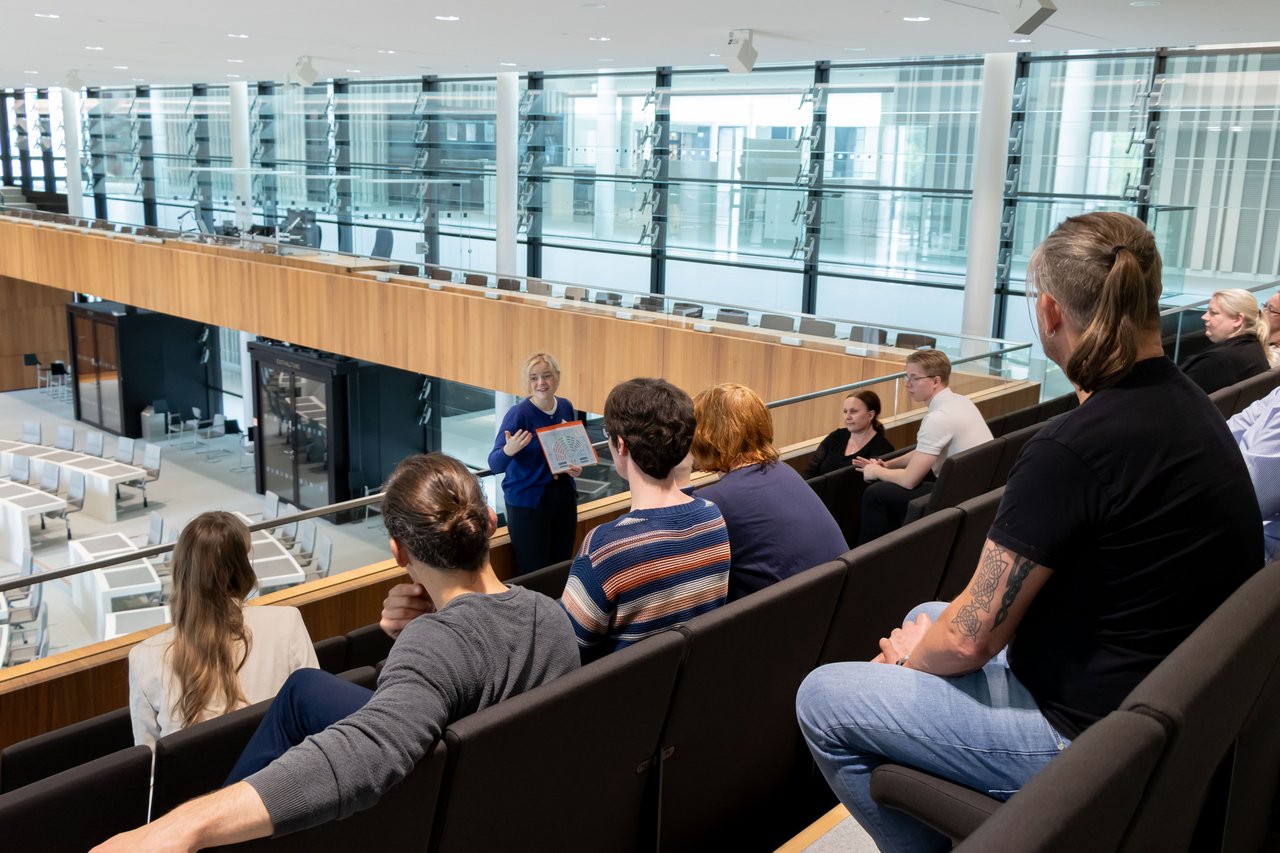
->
[993, 554, 1037, 628]
[952, 546, 1012, 639]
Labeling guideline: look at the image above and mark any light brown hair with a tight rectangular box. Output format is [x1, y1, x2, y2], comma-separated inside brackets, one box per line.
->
[1028, 212, 1162, 392]
[905, 349, 952, 385]
[168, 511, 256, 728]
[692, 383, 779, 473]
[382, 453, 490, 572]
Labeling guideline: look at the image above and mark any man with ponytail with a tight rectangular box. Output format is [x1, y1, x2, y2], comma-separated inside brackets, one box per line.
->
[798, 212, 1262, 852]
[96, 454, 580, 851]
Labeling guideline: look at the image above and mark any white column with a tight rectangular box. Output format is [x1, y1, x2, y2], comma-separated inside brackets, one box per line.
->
[495, 72, 518, 276]
[228, 81, 254, 231]
[594, 74, 618, 241]
[61, 88, 85, 217]
[961, 53, 1017, 348]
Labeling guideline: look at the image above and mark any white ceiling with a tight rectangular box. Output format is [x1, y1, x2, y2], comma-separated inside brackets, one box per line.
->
[2, 0, 1279, 89]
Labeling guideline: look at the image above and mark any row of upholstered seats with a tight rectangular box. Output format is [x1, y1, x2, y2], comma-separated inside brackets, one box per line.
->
[0, 490, 1005, 852]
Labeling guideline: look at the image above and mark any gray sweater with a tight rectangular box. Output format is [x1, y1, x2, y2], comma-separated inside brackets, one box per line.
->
[246, 584, 581, 836]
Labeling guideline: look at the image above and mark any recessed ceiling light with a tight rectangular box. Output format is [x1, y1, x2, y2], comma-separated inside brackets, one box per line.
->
[227, 58, 244, 63]
[85, 45, 104, 50]
[346, 68, 362, 73]
[132, 77, 145, 82]
[903, 16, 930, 22]
[581, 2, 607, 6]
[227, 33, 249, 39]
[500, 61, 518, 67]
[589, 35, 611, 41]
[844, 47, 867, 52]
[33, 12, 60, 18]
[597, 58, 613, 62]
[24, 70, 39, 75]
[1009, 37, 1033, 43]
[113, 65, 129, 70]
[1207, 126, 1222, 131]
[378, 49, 397, 54]
[435, 15, 460, 21]
[1129, 1, 1161, 6]
[708, 52, 720, 57]
[226, 74, 240, 78]
[1230, 126, 1244, 131]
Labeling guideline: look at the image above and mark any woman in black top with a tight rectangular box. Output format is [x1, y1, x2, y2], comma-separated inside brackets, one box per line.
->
[1180, 288, 1272, 394]
[804, 390, 895, 478]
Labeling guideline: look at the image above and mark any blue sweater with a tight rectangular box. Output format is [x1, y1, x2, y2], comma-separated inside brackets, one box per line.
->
[487, 397, 578, 508]
[697, 462, 847, 601]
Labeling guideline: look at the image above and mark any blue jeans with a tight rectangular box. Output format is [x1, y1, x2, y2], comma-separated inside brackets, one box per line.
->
[796, 602, 1069, 852]
[224, 669, 374, 785]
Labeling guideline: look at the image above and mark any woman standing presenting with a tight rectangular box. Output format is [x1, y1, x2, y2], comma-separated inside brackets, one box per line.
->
[488, 352, 582, 575]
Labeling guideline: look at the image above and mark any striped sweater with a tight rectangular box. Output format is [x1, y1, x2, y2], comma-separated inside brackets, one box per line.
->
[561, 498, 731, 662]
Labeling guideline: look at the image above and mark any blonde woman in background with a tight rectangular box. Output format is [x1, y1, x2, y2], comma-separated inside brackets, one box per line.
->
[1180, 288, 1272, 393]
[128, 511, 317, 748]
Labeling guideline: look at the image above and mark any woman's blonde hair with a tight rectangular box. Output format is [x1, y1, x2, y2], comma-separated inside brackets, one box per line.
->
[1212, 288, 1269, 348]
[521, 352, 561, 395]
[692, 383, 779, 473]
[1028, 212, 1162, 393]
[167, 511, 256, 728]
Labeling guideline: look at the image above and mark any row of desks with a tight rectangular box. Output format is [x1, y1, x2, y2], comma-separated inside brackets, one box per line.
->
[0, 440, 144, 523]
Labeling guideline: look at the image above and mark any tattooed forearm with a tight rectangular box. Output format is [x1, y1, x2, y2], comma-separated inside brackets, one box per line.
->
[993, 555, 1037, 628]
[952, 603, 981, 639]
[969, 546, 1010, 613]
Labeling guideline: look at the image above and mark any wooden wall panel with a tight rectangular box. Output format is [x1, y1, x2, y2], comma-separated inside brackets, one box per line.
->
[0, 221, 1025, 437]
[0, 275, 71, 391]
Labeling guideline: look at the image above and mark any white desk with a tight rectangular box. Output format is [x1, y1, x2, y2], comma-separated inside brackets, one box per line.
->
[0, 624, 9, 667]
[0, 589, 9, 625]
[69, 532, 162, 640]
[105, 605, 171, 640]
[234, 512, 306, 594]
[0, 440, 146, 522]
[0, 480, 67, 564]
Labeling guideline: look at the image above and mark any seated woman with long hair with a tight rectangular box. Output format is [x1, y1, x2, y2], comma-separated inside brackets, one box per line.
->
[128, 511, 318, 748]
[1180, 287, 1272, 393]
[693, 383, 849, 601]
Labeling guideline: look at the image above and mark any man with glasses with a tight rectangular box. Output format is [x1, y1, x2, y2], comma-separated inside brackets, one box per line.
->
[855, 349, 992, 543]
[1262, 294, 1280, 359]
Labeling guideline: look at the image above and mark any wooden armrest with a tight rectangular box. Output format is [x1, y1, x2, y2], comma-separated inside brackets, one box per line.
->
[869, 764, 1002, 843]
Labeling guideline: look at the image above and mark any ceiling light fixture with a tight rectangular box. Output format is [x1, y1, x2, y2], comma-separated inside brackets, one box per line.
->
[1207, 126, 1222, 131]
[85, 45, 104, 50]
[588, 36, 611, 41]
[500, 61, 518, 66]
[113, 65, 129, 70]
[228, 33, 249, 39]
[903, 16, 930, 22]
[435, 15, 460, 21]
[378, 49, 396, 54]
[581, 2, 607, 6]
[24, 70, 39, 75]
[227, 74, 240, 78]
[709, 52, 720, 57]
[844, 47, 867, 52]
[1129, 1, 1161, 6]
[1009, 37, 1033, 43]
[34, 12, 60, 18]
[1230, 126, 1245, 131]
[227, 59, 244, 63]
[346, 68, 362, 73]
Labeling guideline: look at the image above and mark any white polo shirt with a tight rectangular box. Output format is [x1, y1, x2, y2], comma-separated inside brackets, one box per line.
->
[915, 387, 993, 476]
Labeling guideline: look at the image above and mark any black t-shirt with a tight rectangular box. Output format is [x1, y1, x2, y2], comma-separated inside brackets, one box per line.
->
[803, 429, 895, 478]
[1179, 334, 1270, 394]
[991, 357, 1262, 740]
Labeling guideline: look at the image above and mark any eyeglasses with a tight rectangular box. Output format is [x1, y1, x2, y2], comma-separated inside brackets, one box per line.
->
[903, 374, 938, 384]
[1262, 303, 1280, 317]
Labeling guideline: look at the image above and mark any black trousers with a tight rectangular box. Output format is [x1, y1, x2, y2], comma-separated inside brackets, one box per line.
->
[505, 476, 578, 575]
[857, 476, 936, 545]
